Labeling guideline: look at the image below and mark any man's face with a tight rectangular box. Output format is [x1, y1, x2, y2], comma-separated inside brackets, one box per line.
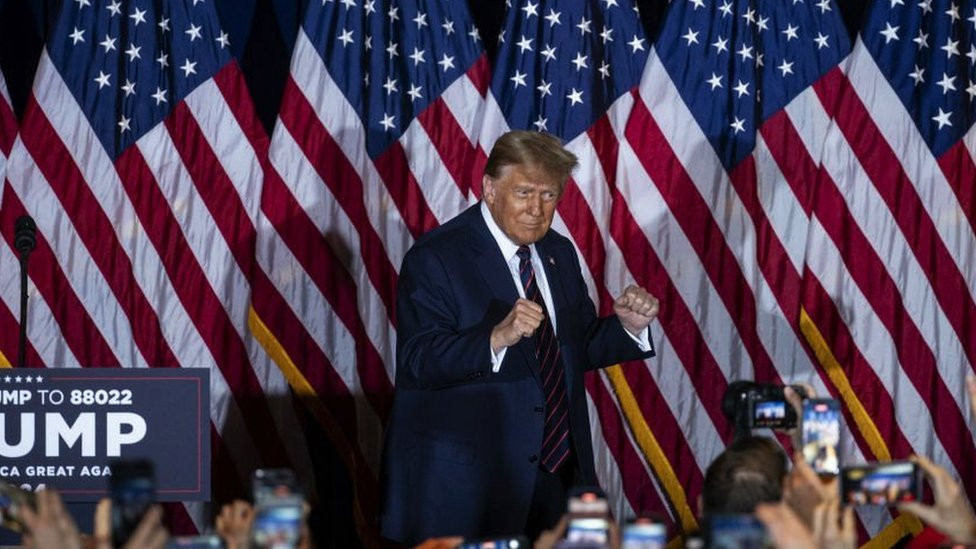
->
[483, 164, 563, 246]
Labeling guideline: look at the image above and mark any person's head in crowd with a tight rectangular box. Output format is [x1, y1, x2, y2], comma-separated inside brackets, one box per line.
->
[701, 436, 789, 516]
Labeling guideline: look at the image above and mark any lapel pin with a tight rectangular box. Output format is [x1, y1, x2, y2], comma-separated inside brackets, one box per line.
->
[548, 256, 555, 266]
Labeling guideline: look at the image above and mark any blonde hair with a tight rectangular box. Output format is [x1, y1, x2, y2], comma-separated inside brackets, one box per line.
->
[484, 130, 579, 187]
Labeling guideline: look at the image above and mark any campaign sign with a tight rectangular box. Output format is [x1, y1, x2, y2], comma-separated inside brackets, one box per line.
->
[0, 368, 209, 501]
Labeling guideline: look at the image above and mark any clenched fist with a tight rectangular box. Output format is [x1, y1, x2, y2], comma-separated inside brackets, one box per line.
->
[490, 298, 545, 353]
[613, 285, 659, 337]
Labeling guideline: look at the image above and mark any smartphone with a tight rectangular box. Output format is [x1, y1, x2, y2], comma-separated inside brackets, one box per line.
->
[703, 514, 770, 549]
[840, 461, 922, 506]
[459, 536, 529, 548]
[621, 516, 667, 549]
[802, 398, 841, 475]
[565, 487, 610, 546]
[0, 480, 36, 532]
[166, 534, 225, 548]
[110, 459, 156, 547]
[250, 468, 304, 549]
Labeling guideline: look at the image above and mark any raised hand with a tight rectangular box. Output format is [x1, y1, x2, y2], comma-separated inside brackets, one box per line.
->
[490, 298, 544, 353]
[612, 285, 659, 336]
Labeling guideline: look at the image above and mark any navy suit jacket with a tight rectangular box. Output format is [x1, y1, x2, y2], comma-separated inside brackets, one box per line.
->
[379, 204, 654, 544]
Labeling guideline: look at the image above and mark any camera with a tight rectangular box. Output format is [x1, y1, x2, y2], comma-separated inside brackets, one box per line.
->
[721, 381, 807, 439]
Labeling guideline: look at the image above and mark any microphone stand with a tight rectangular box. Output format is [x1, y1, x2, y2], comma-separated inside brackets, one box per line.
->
[14, 215, 36, 368]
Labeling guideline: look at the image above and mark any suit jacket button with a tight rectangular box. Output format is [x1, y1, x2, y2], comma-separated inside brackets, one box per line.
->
[529, 454, 538, 463]
[534, 406, 543, 413]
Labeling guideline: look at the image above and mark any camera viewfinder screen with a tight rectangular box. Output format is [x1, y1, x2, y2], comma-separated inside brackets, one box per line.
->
[752, 400, 786, 427]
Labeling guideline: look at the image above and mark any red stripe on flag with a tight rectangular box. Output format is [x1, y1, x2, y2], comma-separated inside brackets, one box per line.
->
[114, 145, 291, 467]
[625, 99, 782, 386]
[417, 97, 479, 198]
[374, 140, 441, 238]
[0, 95, 15, 155]
[258, 167, 393, 418]
[759, 110, 816, 217]
[212, 63, 271, 159]
[466, 55, 491, 98]
[557, 180, 608, 306]
[811, 165, 976, 492]
[0, 265, 43, 367]
[799, 268, 915, 460]
[19, 98, 178, 367]
[277, 77, 401, 322]
[584, 375, 675, 527]
[813, 71, 976, 377]
[936, 141, 976, 249]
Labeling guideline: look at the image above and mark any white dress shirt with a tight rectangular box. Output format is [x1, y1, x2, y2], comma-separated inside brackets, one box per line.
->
[481, 202, 650, 372]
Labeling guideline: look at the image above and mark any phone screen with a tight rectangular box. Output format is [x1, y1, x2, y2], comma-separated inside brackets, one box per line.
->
[459, 537, 528, 549]
[704, 515, 769, 549]
[802, 398, 841, 475]
[166, 535, 224, 548]
[0, 481, 36, 532]
[110, 459, 155, 547]
[250, 468, 304, 549]
[565, 487, 610, 546]
[840, 461, 921, 505]
[751, 399, 788, 428]
[622, 518, 666, 549]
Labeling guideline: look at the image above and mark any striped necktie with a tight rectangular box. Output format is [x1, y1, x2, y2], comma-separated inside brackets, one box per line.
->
[517, 245, 570, 473]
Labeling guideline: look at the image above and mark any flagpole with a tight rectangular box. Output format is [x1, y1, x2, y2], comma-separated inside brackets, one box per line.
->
[14, 215, 35, 368]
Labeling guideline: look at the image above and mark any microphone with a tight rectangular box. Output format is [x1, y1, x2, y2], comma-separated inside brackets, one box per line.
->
[14, 215, 37, 256]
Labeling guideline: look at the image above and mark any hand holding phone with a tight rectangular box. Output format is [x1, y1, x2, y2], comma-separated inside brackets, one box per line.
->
[564, 487, 611, 547]
[0, 480, 36, 532]
[110, 459, 156, 547]
[250, 468, 304, 549]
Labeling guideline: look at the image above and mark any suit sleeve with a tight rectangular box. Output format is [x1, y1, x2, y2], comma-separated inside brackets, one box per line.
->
[395, 245, 495, 390]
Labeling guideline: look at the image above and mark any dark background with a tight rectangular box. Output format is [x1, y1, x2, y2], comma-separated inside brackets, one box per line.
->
[0, 0, 869, 132]
[0, 0, 870, 546]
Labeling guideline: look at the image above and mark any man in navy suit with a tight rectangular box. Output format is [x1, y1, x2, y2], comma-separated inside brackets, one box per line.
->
[380, 131, 659, 544]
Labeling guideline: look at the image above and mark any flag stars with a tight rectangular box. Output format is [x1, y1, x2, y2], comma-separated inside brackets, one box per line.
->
[690, 0, 705, 8]
[706, 72, 723, 90]
[628, 35, 645, 52]
[152, 86, 167, 105]
[756, 16, 769, 32]
[125, 44, 142, 61]
[814, 32, 830, 49]
[782, 23, 799, 41]
[438, 53, 455, 72]
[577, 16, 592, 35]
[180, 59, 197, 77]
[968, 8, 976, 29]
[742, 7, 756, 24]
[890, 0, 905, 6]
[94, 70, 111, 89]
[918, 0, 933, 13]
[216, 31, 230, 48]
[407, 83, 422, 102]
[909, 64, 925, 84]
[913, 29, 929, 49]
[571, 52, 588, 70]
[537, 80, 552, 97]
[469, 26, 481, 42]
[966, 80, 976, 99]
[75, 0, 90, 7]
[566, 87, 584, 106]
[712, 36, 728, 53]
[388, 6, 399, 20]
[386, 41, 399, 58]
[730, 117, 746, 133]
[600, 27, 614, 44]
[118, 115, 131, 133]
[121, 79, 136, 96]
[683, 28, 699, 45]
[100, 34, 117, 53]
[932, 107, 952, 128]
[598, 60, 610, 79]
[380, 113, 395, 131]
[130, 7, 147, 26]
[383, 76, 398, 95]
[409, 46, 426, 64]
[541, 44, 557, 61]
[522, 1, 539, 18]
[510, 70, 527, 88]
[533, 115, 548, 131]
[816, 0, 831, 13]
[966, 44, 976, 63]
[339, 0, 355, 7]
[937, 72, 957, 93]
[157, 52, 169, 68]
[158, 17, 170, 32]
[942, 37, 960, 58]
[719, 1, 733, 17]
[107, 0, 122, 16]
[778, 59, 794, 76]
[413, 12, 428, 29]
[880, 22, 900, 43]
[737, 43, 754, 61]
[545, 8, 561, 27]
[734, 79, 750, 97]
[442, 20, 455, 35]
[946, 2, 960, 22]
[70, 27, 85, 44]
[186, 23, 203, 41]
[517, 35, 533, 53]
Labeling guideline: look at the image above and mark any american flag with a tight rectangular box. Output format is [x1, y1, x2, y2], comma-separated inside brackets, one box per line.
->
[618, 0, 904, 539]
[804, 0, 976, 529]
[252, 0, 489, 542]
[0, 68, 18, 346]
[0, 0, 314, 531]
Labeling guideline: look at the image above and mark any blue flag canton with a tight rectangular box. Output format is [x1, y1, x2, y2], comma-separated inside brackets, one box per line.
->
[306, 0, 483, 159]
[657, 0, 850, 170]
[490, 0, 650, 141]
[48, 0, 233, 160]
[861, 0, 976, 157]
